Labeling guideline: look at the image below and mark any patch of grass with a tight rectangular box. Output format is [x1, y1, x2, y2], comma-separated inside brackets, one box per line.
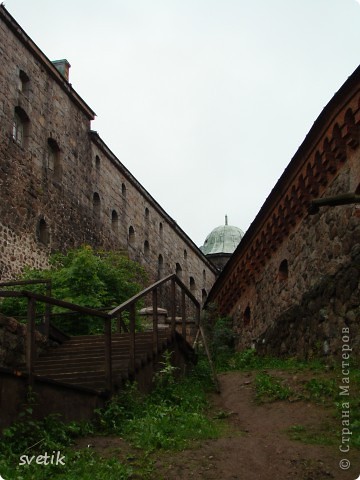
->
[96, 354, 222, 452]
[0, 449, 133, 480]
[303, 378, 337, 405]
[255, 372, 292, 403]
[287, 423, 337, 446]
[0, 354, 222, 478]
[221, 349, 326, 373]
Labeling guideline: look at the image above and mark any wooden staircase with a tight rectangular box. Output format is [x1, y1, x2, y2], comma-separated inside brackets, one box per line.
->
[0, 274, 200, 395]
[32, 330, 173, 392]
[0, 274, 201, 427]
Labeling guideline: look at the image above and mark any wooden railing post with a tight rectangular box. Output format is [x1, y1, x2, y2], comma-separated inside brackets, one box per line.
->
[44, 280, 51, 340]
[129, 303, 136, 374]
[152, 288, 159, 355]
[181, 289, 186, 340]
[104, 317, 112, 392]
[26, 296, 36, 386]
[171, 277, 176, 335]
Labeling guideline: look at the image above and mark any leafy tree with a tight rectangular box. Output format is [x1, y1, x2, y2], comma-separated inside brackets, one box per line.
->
[0, 246, 148, 334]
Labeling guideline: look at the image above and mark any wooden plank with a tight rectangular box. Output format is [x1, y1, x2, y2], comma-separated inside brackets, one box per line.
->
[199, 326, 220, 393]
[104, 318, 112, 392]
[26, 297, 36, 387]
[152, 288, 159, 355]
[129, 304, 136, 374]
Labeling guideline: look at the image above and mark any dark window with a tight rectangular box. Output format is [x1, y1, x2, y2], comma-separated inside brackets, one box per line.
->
[47, 138, 61, 180]
[19, 70, 30, 94]
[13, 107, 29, 147]
[190, 276, 195, 292]
[38, 218, 49, 245]
[279, 259, 289, 281]
[244, 306, 251, 326]
[111, 210, 118, 230]
[128, 226, 135, 245]
[95, 155, 100, 170]
[93, 192, 101, 216]
[144, 240, 150, 256]
[158, 254, 164, 279]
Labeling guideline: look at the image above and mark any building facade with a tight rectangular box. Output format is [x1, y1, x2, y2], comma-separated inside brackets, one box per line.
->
[207, 67, 360, 358]
[0, 6, 216, 302]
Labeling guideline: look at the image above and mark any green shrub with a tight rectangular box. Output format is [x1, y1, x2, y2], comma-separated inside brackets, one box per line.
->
[255, 372, 292, 403]
[0, 246, 147, 335]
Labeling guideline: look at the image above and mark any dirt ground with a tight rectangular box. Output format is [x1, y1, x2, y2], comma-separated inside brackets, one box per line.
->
[77, 371, 360, 480]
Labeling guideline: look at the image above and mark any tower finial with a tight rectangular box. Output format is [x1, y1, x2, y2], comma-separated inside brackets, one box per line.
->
[225, 215, 228, 226]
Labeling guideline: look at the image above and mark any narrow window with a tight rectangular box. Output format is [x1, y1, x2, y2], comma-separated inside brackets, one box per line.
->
[122, 183, 127, 197]
[190, 276, 195, 292]
[13, 107, 29, 147]
[158, 254, 164, 279]
[128, 226, 135, 245]
[159, 222, 163, 237]
[19, 70, 30, 94]
[93, 192, 101, 216]
[38, 218, 49, 245]
[47, 138, 61, 180]
[144, 240, 150, 256]
[95, 155, 100, 170]
[145, 207, 150, 220]
[184, 249, 188, 260]
[244, 306, 251, 326]
[279, 259, 289, 281]
[111, 210, 118, 230]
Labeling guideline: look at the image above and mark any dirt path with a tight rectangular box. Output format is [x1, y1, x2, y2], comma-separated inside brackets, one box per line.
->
[154, 371, 360, 480]
[78, 370, 360, 479]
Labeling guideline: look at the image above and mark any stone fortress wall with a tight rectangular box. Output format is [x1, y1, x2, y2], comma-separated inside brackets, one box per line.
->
[207, 67, 360, 358]
[0, 6, 216, 304]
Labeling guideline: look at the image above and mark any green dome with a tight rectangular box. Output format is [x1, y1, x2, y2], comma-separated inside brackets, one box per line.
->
[201, 218, 244, 255]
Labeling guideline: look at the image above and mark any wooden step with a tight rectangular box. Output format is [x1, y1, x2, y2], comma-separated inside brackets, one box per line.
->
[30, 331, 174, 391]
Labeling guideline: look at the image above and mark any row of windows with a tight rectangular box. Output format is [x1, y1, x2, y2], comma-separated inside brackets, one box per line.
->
[34, 218, 205, 297]
[14, 70, 203, 290]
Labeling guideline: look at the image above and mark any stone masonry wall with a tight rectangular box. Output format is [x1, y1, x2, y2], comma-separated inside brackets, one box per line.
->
[0, 313, 47, 368]
[231, 149, 360, 358]
[0, 7, 216, 305]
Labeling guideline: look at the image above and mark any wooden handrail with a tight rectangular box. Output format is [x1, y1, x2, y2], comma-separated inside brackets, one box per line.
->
[107, 274, 175, 316]
[0, 273, 201, 393]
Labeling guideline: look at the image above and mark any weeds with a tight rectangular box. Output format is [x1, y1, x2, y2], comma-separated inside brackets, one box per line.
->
[255, 372, 292, 403]
[95, 353, 221, 452]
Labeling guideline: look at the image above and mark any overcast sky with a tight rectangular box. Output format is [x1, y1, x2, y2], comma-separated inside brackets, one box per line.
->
[5, 0, 360, 246]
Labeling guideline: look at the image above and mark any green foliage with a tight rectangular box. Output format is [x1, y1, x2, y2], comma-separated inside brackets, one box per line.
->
[0, 356, 222, 478]
[0, 246, 148, 335]
[0, 449, 133, 480]
[304, 378, 337, 404]
[287, 424, 337, 446]
[0, 390, 93, 458]
[95, 354, 221, 452]
[223, 348, 326, 372]
[255, 372, 292, 403]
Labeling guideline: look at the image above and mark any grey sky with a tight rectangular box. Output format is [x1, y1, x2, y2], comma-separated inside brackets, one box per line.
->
[5, 0, 360, 246]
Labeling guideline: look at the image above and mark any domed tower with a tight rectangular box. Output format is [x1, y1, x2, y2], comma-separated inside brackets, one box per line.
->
[200, 216, 244, 272]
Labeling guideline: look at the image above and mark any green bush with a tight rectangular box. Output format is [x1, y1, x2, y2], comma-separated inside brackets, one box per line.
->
[95, 353, 220, 452]
[0, 246, 148, 335]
